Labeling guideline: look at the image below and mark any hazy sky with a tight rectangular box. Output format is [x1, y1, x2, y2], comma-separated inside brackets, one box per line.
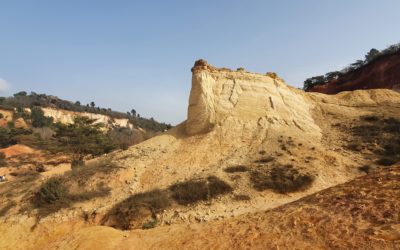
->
[0, 1, 399, 124]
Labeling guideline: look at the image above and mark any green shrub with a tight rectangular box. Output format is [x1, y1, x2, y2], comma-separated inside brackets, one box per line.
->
[376, 157, 397, 166]
[31, 106, 53, 128]
[170, 176, 233, 205]
[0, 152, 6, 168]
[233, 194, 251, 201]
[250, 165, 314, 193]
[102, 189, 170, 230]
[33, 175, 111, 217]
[53, 117, 116, 161]
[254, 156, 275, 164]
[358, 165, 371, 174]
[224, 165, 248, 173]
[34, 177, 69, 208]
[142, 219, 157, 230]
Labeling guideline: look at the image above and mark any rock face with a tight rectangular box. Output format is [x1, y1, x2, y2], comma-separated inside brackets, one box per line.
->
[0, 107, 133, 129]
[40, 107, 133, 128]
[187, 60, 321, 139]
[307, 53, 400, 94]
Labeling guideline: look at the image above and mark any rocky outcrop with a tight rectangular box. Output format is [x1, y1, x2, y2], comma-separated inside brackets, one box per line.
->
[40, 107, 133, 128]
[13, 118, 28, 129]
[307, 53, 400, 94]
[0, 107, 133, 129]
[187, 60, 321, 139]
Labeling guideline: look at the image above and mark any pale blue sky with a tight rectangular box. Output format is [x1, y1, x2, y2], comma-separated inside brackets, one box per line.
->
[0, 0, 399, 124]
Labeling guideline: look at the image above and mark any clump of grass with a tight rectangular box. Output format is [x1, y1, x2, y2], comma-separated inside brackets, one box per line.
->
[361, 115, 380, 122]
[33, 176, 111, 217]
[0, 152, 7, 168]
[170, 176, 233, 205]
[142, 219, 157, 230]
[233, 194, 251, 201]
[0, 201, 17, 217]
[224, 165, 248, 173]
[358, 165, 372, 174]
[376, 157, 397, 166]
[33, 177, 70, 216]
[68, 158, 119, 185]
[347, 142, 363, 151]
[102, 189, 170, 230]
[250, 165, 314, 193]
[254, 156, 275, 164]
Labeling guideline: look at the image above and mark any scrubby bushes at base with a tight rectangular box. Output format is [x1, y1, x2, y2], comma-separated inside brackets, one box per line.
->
[170, 176, 233, 205]
[103, 176, 233, 230]
[251, 165, 314, 193]
[102, 189, 170, 230]
[33, 172, 111, 217]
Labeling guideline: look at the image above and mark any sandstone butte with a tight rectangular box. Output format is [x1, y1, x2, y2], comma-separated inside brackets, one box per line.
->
[0, 60, 399, 250]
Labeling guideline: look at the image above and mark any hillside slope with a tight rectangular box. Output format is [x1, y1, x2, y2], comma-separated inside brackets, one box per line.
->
[47, 166, 400, 250]
[1, 60, 400, 249]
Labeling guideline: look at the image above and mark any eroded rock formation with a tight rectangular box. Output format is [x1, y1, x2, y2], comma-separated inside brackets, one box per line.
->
[187, 60, 321, 139]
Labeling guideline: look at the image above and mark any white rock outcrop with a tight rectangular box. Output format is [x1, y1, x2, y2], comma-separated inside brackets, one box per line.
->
[187, 60, 321, 139]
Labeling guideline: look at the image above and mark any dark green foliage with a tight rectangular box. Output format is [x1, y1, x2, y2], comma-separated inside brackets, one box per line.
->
[0, 127, 32, 148]
[0, 152, 6, 167]
[349, 115, 400, 165]
[233, 194, 251, 201]
[224, 165, 248, 173]
[53, 117, 116, 161]
[142, 220, 157, 229]
[34, 177, 68, 207]
[358, 165, 371, 174]
[362, 115, 380, 122]
[365, 48, 380, 62]
[31, 106, 53, 127]
[376, 158, 397, 166]
[33, 175, 111, 217]
[170, 176, 233, 205]
[303, 42, 400, 90]
[103, 189, 170, 230]
[254, 156, 275, 164]
[0, 91, 171, 133]
[13, 91, 27, 97]
[0, 201, 16, 217]
[347, 142, 363, 151]
[303, 75, 326, 90]
[250, 165, 314, 193]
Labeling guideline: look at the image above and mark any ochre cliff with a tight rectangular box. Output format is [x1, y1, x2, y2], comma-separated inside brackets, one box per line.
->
[0, 107, 133, 129]
[307, 53, 400, 94]
[187, 60, 321, 139]
[40, 107, 133, 128]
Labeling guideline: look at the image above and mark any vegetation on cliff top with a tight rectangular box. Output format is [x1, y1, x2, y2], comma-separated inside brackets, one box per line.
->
[0, 91, 172, 132]
[303, 42, 400, 91]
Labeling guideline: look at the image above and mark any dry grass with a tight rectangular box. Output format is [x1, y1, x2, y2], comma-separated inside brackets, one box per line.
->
[32, 158, 118, 216]
[224, 165, 248, 173]
[102, 189, 170, 230]
[250, 164, 314, 193]
[170, 176, 233, 205]
[254, 156, 275, 164]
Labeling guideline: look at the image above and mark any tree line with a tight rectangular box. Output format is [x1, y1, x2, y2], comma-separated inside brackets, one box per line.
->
[303, 42, 400, 90]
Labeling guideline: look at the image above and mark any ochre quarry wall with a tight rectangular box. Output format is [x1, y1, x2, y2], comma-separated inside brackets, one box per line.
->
[187, 60, 321, 139]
